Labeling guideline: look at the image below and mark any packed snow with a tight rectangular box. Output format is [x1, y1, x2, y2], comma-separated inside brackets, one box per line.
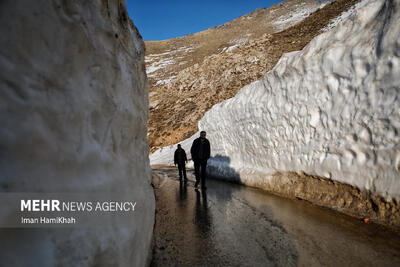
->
[221, 44, 241, 53]
[220, 37, 249, 53]
[323, 0, 372, 31]
[155, 76, 177, 86]
[150, 0, 400, 201]
[146, 58, 175, 76]
[146, 45, 197, 77]
[0, 0, 154, 266]
[273, 2, 327, 31]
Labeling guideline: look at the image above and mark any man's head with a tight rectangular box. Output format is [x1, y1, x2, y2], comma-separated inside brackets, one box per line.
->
[177, 144, 181, 149]
[200, 131, 206, 139]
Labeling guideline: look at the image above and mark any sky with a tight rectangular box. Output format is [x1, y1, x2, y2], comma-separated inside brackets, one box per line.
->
[127, 0, 282, 41]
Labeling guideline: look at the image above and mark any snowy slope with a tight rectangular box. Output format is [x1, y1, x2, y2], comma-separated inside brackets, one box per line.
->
[323, 0, 371, 31]
[147, 0, 334, 150]
[0, 0, 153, 266]
[151, 0, 400, 201]
[273, 0, 328, 31]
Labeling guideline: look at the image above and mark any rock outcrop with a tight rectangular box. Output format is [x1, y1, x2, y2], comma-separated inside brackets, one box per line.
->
[0, 0, 153, 266]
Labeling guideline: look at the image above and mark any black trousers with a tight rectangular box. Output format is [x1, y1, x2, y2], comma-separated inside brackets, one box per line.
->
[194, 159, 207, 187]
[177, 163, 187, 180]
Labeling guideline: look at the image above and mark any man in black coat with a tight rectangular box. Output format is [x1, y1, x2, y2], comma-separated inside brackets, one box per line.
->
[174, 144, 188, 182]
[190, 131, 211, 189]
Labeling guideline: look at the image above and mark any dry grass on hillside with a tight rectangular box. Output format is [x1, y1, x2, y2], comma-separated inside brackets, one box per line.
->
[145, 0, 322, 86]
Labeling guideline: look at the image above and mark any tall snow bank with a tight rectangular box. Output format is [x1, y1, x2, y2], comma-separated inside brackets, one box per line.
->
[0, 0, 153, 266]
[151, 0, 400, 201]
[151, 133, 198, 166]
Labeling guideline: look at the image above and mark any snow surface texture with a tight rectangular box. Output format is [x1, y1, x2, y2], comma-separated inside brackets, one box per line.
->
[0, 0, 154, 266]
[151, 133, 198, 168]
[220, 37, 251, 53]
[273, 1, 328, 31]
[145, 45, 196, 78]
[323, 0, 371, 32]
[151, 0, 400, 201]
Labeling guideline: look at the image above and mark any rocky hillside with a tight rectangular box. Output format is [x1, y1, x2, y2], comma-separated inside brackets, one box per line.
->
[145, 0, 325, 87]
[147, 0, 362, 151]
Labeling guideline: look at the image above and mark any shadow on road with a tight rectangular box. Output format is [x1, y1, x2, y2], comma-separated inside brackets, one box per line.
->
[194, 188, 211, 236]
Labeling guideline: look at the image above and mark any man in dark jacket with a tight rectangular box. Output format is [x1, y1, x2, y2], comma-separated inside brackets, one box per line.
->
[190, 131, 211, 189]
[174, 144, 188, 182]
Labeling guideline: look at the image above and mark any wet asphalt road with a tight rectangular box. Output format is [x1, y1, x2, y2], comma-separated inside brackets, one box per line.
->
[151, 166, 400, 267]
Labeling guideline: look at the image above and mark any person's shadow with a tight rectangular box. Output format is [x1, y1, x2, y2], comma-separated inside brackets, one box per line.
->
[194, 188, 211, 235]
[178, 180, 187, 201]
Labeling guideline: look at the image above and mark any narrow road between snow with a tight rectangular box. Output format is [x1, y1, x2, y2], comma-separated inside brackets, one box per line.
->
[151, 166, 400, 266]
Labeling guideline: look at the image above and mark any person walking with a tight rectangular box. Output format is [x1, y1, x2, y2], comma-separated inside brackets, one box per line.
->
[174, 144, 188, 182]
[190, 131, 210, 189]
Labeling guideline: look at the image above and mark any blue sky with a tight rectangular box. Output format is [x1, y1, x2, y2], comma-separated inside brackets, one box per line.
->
[127, 0, 282, 41]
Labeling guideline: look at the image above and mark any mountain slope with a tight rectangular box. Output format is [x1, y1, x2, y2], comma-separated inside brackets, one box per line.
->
[145, 0, 324, 86]
[146, 0, 331, 150]
[147, 0, 361, 151]
[151, 0, 400, 227]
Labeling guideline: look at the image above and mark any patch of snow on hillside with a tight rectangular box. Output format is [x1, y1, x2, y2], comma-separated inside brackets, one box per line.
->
[155, 76, 176, 86]
[146, 45, 197, 77]
[175, 45, 197, 53]
[220, 38, 249, 53]
[147, 45, 197, 60]
[146, 58, 175, 76]
[221, 44, 240, 53]
[273, 2, 326, 31]
[319, 1, 329, 9]
[322, 0, 371, 32]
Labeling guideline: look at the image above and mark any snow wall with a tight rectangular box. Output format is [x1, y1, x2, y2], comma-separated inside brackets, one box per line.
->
[151, 0, 400, 201]
[0, 0, 154, 266]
